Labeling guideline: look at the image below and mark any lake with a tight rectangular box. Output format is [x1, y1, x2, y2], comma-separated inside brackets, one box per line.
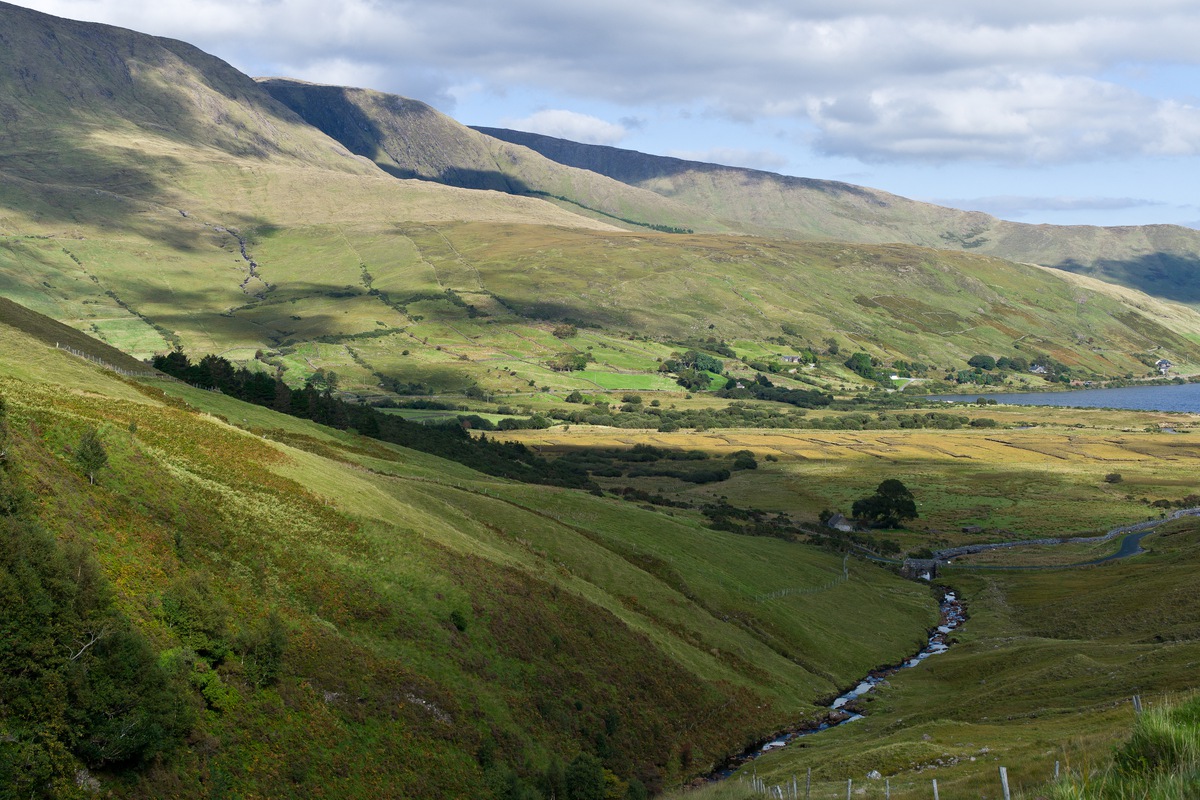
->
[926, 382, 1200, 413]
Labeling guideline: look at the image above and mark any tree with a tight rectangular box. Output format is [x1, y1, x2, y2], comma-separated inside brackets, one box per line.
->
[73, 428, 108, 485]
[968, 354, 997, 371]
[852, 479, 918, 528]
[844, 352, 876, 380]
[565, 752, 606, 800]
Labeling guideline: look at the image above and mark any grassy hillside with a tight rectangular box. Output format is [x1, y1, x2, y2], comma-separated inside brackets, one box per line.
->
[259, 79, 725, 234]
[0, 307, 937, 798]
[0, 2, 616, 361]
[668, 517, 1200, 799]
[476, 128, 1200, 305]
[5, 2, 1200, 415]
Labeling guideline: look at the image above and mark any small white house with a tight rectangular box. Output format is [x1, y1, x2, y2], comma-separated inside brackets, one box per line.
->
[1156, 358, 1173, 374]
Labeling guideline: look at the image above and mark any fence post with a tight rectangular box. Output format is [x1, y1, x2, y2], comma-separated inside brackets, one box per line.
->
[1133, 695, 1143, 714]
[932, 778, 939, 800]
[1054, 760, 1060, 779]
[806, 767, 811, 800]
[846, 778, 852, 800]
[999, 766, 1011, 800]
[886, 778, 890, 800]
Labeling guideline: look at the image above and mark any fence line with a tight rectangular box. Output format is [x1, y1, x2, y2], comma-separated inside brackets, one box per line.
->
[55, 343, 179, 382]
[755, 555, 850, 602]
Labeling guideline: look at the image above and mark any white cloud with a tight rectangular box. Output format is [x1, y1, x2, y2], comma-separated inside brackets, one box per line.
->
[666, 148, 789, 172]
[934, 195, 1164, 218]
[807, 74, 1200, 164]
[502, 110, 627, 145]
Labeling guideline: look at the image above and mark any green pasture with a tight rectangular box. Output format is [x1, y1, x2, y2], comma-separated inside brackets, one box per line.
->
[674, 519, 1200, 800]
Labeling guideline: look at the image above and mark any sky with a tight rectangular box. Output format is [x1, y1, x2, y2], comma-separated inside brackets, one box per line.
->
[15, 0, 1200, 228]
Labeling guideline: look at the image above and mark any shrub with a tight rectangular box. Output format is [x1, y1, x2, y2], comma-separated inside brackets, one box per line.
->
[238, 612, 288, 688]
[160, 572, 232, 663]
[73, 427, 108, 485]
[968, 354, 997, 371]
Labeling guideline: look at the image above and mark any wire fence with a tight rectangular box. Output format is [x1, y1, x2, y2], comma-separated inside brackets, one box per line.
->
[732, 693, 1185, 800]
[739, 765, 1023, 800]
[55, 343, 179, 382]
[755, 556, 850, 602]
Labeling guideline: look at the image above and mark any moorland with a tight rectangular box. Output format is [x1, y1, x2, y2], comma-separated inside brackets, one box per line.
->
[1, 2, 1199, 798]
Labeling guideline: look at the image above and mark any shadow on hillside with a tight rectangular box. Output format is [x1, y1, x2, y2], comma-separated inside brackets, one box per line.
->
[2, 131, 283, 260]
[374, 163, 534, 196]
[471, 126, 881, 200]
[489, 295, 636, 331]
[1055, 254, 1200, 304]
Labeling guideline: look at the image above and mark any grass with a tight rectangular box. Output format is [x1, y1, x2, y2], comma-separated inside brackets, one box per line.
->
[0, 314, 940, 798]
[693, 519, 1200, 799]
[497, 421, 1200, 543]
[2, 11, 1200, 796]
[1040, 695, 1200, 799]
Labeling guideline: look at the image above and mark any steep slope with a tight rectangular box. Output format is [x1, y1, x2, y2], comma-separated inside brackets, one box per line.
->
[4, 1, 1200, 402]
[258, 78, 726, 234]
[475, 127, 1200, 304]
[0, 303, 936, 798]
[0, 2, 616, 361]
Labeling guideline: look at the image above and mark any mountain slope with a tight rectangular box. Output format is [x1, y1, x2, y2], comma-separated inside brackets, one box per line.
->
[4, 0, 1200, 401]
[0, 301, 936, 798]
[259, 78, 727, 234]
[475, 127, 1200, 304]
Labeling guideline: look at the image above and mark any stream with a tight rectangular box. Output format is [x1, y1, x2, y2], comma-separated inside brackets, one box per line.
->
[702, 509, 1199, 783]
[707, 590, 966, 780]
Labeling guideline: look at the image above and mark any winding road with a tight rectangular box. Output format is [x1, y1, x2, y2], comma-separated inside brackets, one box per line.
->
[930, 506, 1200, 570]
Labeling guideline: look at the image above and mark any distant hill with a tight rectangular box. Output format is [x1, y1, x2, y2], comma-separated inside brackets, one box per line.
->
[259, 78, 728, 234]
[4, 0, 1200, 397]
[475, 128, 1200, 304]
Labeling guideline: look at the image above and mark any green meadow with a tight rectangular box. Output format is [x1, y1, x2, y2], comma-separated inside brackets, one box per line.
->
[0, 317, 938, 798]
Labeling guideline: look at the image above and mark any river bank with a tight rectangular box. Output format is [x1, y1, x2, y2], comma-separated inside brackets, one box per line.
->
[701, 589, 966, 784]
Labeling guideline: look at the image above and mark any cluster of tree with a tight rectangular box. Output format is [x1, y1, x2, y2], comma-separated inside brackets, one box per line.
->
[547, 351, 593, 372]
[0, 400, 192, 793]
[612, 486, 693, 509]
[891, 360, 930, 377]
[1146, 493, 1200, 510]
[459, 414, 554, 432]
[851, 479, 918, 528]
[795, 411, 981, 431]
[952, 367, 1007, 386]
[959, 353, 1088, 384]
[553, 444, 762, 484]
[747, 350, 821, 373]
[547, 400, 813, 431]
[702, 500, 903, 555]
[481, 750, 648, 800]
[151, 351, 594, 490]
[676, 338, 737, 359]
[659, 349, 728, 390]
[555, 444, 732, 483]
[716, 374, 833, 408]
[842, 352, 905, 386]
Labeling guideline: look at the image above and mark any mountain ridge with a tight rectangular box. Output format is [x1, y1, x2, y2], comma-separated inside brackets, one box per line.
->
[474, 126, 1200, 303]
